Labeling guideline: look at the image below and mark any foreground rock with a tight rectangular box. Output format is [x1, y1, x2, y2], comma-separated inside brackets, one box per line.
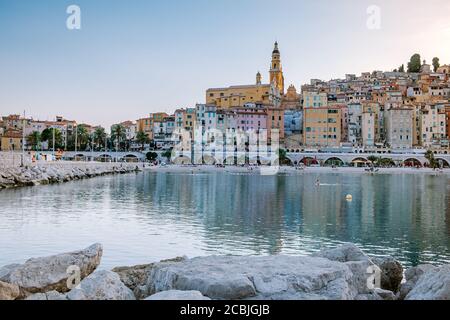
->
[404, 264, 450, 300]
[112, 257, 186, 299]
[398, 264, 436, 299]
[0, 281, 20, 300]
[2, 242, 449, 300]
[0, 243, 102, 297]
[312, 244, 381, 297]
[147, 255, 366, 300]
[67, 271, 135, 300]
[371, 256, 403, 293]
[25, 290, 68, 300]
[145, 290, 211, 300]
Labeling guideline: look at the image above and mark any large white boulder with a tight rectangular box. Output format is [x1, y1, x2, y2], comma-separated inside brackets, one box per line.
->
[0, 243, 102, 297]
[312, 244, 379, 295]
[145, 290, 211, 300]
[146, 255, 360, 300]
[67, 270, 135, 300]
[405, 264, 450, 300]
[398, 264, 436, 300]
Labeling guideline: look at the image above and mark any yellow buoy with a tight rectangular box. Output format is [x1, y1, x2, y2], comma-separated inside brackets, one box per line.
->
[346, 194, 353, 201]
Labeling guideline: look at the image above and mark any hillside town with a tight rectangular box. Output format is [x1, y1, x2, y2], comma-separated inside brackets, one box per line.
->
[1, 43, 450, 161]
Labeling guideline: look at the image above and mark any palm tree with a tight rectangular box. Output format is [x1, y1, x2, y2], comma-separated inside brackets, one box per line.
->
[162, 149, 173, 163]
[425, 150, 437, 169]
[26, 131, 41, 151]
[111, 124, 126, 152]
[93, 127, 107, 151]
[76, 125, 89, 151]
[277, 148, 288, 165]
[136, 130, 149, 151]
[367, 155, 378, 167]
[41, 128, 63, 150]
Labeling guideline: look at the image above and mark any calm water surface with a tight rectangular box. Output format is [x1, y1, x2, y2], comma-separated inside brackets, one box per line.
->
[1, 171, 449, 269]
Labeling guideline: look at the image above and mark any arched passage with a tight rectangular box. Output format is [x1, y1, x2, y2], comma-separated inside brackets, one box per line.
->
[202, 155, 216, 165]
[122, 154, 139, 163]
[351, 157, 368, 167]
[403, 158, 422, 167]
[436, 158, 450, 168]
[96, 154, 113, 162]
[73, 154, 87, 161]
[300, 157, 319, 166]
[173, 156, 191, 165]
[324, 157, 345, 167]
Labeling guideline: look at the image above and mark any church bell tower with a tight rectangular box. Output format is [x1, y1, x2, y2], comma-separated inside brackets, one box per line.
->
[269, 41, 285, 94]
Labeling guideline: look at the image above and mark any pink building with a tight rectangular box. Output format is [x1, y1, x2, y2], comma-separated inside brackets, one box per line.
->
[234, 106, 267, 133]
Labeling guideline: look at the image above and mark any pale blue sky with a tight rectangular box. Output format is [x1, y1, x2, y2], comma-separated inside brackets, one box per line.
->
[1, 0, 450, 128]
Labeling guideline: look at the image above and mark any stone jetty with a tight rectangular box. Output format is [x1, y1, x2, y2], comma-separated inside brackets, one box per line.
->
[0, 162, 142, 190]
[1, 243, 449, 300]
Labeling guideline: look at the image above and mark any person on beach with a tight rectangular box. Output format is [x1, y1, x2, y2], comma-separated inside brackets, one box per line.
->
[315, 178, 320, 186]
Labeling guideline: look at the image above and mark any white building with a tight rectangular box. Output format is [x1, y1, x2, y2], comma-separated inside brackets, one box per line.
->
[384, 107, 413, 149]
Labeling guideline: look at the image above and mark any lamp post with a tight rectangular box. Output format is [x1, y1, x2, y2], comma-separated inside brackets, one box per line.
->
[75, 124, 78, 153]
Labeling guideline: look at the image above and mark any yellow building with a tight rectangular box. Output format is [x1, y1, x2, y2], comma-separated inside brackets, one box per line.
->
[206, 42, 284, 108]
[303, 107, 342, 147]
[137, 112, 169, 140]
[1, 129, 23, 151]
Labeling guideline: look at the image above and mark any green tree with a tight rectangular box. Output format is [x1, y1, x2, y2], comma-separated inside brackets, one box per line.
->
[41, 128, 63, 150]
[407, 54, 421, 73]
[93, 127, 107, 151]
[425, 150, 437, 169]
[26, 131, 41, 151]
[111, 124, 126, 151]
[162, 149, 173, 163]
[146, 151, 158, 162]
[367, 155, 378, 166]
[398, 64, 405, 73]
[136, 130, 149, 151]
[432, 57, 440, 72]
[277, 148, 289, 165]
[76, 125, 89, 151]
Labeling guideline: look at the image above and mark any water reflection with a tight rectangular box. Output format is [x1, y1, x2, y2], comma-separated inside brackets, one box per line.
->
[0, 171, 449, 269]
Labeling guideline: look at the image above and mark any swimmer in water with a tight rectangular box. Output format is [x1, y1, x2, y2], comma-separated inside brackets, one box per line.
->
[315, 178, 320, 186]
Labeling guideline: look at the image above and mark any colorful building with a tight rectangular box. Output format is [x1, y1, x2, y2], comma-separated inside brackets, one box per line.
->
[303, 106, 342, 147]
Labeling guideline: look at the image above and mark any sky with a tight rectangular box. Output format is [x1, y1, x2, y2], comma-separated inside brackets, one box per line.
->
[1, 0, 450, 130]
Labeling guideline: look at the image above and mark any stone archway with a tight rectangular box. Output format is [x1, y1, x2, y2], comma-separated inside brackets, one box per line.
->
[436, 158, 450, 168]
[122, 154, 139, 163]
[74, 154, 86, 161]
[403, 158, 422, 167]
[300, 157, 319, 166]
[96, 154, 112, 162]
[324, 157, 345, 167]
[174, 156, 191, 165]
[351, 157, 368, 167]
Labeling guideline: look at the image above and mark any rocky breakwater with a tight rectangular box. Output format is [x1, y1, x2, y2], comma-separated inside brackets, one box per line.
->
[1, 243, 449, 300]
[0, 162, 141, 190]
